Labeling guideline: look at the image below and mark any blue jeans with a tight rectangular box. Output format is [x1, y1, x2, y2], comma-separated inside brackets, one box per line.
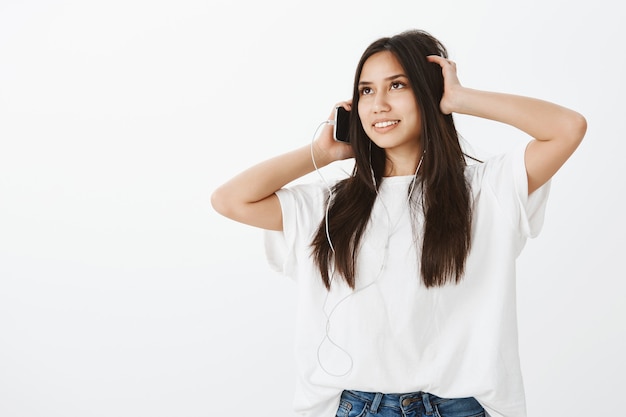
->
[336, 390, 485, 417]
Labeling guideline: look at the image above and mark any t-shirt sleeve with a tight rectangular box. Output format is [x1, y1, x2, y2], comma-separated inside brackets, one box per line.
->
[264, 182, 328, 278]
[482, 142, 551, 238]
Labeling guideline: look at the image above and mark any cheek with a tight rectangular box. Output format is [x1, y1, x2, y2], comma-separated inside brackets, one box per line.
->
[359, 113, 367, 130]
[399, 101, 421, 130]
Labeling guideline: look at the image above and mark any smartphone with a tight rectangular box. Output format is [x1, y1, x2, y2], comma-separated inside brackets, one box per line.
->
[333, 106, 350, 143]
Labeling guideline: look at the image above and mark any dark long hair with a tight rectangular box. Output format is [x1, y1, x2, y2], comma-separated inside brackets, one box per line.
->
[311, 30, 472, 290]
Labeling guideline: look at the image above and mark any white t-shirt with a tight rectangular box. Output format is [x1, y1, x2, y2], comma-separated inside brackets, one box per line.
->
[264, 143, 550, 417]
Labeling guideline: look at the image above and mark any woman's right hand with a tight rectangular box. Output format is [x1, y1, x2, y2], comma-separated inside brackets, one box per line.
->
[312, 101, 355, 166]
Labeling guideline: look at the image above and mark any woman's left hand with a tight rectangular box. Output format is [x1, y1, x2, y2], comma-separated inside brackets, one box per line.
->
[427, 55, 463, 115]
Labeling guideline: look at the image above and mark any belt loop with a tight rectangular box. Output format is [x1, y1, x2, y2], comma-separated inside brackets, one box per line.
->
[421, 393, 434, 415]
[371, 392, 383, 413]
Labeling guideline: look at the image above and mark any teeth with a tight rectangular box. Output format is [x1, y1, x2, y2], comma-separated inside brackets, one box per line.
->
[374, 120, 399, 128]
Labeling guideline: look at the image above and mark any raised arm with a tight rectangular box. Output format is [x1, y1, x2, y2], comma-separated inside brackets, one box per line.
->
[427, 56, 587, 194]
[210, 104, 354, 231]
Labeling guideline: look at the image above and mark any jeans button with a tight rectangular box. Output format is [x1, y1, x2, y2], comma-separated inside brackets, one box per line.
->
[402, 398, 411, 407]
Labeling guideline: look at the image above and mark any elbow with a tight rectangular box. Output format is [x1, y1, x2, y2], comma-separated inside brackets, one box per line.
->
[552, 110, 587, 154]
[568, 111, 587, 147]
[210, 186, 233, 218]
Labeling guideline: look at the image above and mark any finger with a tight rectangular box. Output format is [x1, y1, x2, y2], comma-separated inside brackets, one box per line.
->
[427, 55, 456, 68]
[329, 101, 352, 120]
[335, 100, 352, 111]
[426, 55, 446, 66]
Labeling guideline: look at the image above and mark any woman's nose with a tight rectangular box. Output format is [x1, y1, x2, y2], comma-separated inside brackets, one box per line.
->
[373, 93, 390, 113]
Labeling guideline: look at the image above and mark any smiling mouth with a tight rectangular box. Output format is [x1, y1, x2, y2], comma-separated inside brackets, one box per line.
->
[374, 120, 399, 128]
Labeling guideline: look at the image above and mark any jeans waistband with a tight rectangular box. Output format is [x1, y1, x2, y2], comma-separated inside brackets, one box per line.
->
[344, 390, 445, 413]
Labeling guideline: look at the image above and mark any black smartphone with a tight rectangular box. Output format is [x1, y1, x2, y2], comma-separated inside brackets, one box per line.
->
[333, 106, 350, 143]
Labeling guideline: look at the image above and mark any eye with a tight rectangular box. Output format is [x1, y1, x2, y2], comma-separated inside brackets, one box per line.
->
[390, 81, 406, 90]
[360, 86, 373, 96]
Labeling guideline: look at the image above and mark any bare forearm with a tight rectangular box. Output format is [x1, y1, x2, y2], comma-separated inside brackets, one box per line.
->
[452, 87, 585, 142]
[215, 144, 327, 205]
[211, 104, 353, 230]
[210, 143, 336, 229]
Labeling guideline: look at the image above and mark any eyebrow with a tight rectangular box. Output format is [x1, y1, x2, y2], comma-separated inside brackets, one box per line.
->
[358, 73, 408, 86]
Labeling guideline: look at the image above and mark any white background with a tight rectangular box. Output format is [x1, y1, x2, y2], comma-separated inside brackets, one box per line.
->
[1, 0, 624, 416]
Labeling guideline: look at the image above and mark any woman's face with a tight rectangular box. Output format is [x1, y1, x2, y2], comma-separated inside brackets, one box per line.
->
[357, 51, 422, 156]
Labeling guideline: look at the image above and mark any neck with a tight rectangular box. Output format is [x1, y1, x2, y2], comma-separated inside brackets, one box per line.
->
[384, 146, 424, 176]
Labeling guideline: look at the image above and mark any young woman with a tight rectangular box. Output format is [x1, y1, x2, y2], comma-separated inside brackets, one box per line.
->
[211, 30, 586, 417]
